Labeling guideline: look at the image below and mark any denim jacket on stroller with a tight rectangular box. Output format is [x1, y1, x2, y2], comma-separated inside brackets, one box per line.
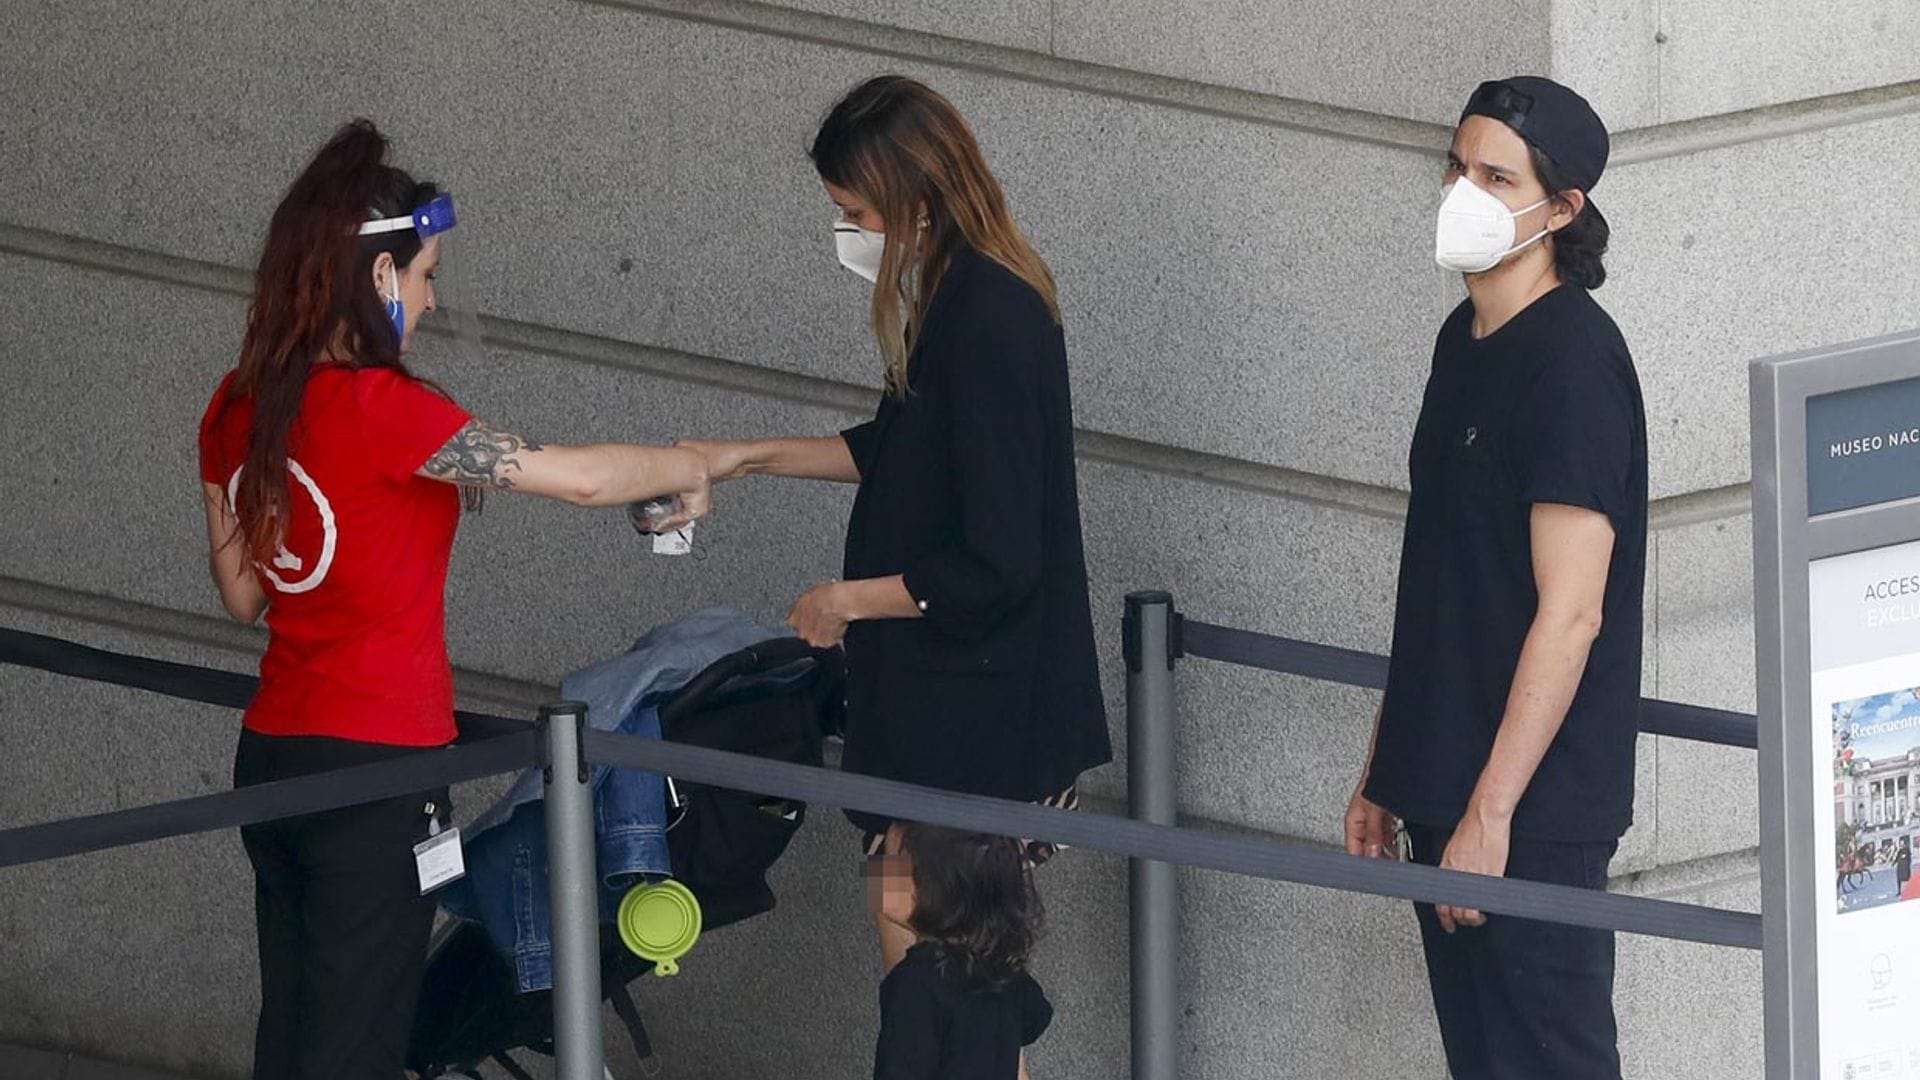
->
[410, 615, 843, 1079]
[440, 607, 791, 992]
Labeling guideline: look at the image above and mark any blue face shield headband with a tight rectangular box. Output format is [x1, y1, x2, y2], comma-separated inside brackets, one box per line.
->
[358, 194, 457, 342]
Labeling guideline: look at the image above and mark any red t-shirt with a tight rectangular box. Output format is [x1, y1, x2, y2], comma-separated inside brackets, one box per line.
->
[198, 365, 473, 746]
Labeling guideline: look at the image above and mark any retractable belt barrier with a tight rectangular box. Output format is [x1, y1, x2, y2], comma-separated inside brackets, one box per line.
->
[0, 624, 1760, 950]
[585, 731, 1760, 948]
[0, 626, 543, 869]
[0, 627, 536, 740]
[1175, 619, 1761, 749]
[0, 730, 541, 870]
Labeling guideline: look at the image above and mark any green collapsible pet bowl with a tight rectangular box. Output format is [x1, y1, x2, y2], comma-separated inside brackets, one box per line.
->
[616, 879, 703, 977]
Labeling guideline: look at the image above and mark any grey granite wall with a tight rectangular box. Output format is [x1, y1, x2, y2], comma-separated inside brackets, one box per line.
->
[3, 2, 1915, 1076]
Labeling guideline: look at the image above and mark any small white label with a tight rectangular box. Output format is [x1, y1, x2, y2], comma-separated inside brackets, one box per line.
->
[653, 522, 694, 556]
[414, 826, 465, 894]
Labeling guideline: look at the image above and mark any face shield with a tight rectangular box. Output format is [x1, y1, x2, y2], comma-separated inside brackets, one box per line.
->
[359, 192, 459, 242]
[358, 194, 485, 365]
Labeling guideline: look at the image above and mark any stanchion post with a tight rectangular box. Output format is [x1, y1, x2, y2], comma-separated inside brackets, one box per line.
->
[1124, 591, 1180, 1080]
[542, 701, 606, 1080]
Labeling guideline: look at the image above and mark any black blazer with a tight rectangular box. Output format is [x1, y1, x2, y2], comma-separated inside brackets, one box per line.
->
[837, 246, 1111, 825]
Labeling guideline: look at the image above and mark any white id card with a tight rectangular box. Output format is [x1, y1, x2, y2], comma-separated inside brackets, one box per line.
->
[414, 825, 465, 894]
[653, 521, 694, 556]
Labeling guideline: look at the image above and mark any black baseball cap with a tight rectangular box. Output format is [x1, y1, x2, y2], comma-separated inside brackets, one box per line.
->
[1461, 76, 1610, 195]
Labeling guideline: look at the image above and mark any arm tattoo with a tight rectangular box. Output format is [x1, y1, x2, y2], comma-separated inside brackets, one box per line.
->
[422, 420, 545, 489]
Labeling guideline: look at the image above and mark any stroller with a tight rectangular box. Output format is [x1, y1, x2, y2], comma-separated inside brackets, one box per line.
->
[406, 637, 844, 1079]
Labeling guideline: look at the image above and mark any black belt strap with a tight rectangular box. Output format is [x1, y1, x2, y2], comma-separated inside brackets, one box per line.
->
[585, 731, 1761, 950]
[1180, 620, 1758, 749]
[0, 730, 541, 870]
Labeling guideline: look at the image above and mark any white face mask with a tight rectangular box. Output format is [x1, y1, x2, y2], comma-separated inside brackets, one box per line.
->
[834, 222, 886, 283]
[1433, 177, 1550, 274]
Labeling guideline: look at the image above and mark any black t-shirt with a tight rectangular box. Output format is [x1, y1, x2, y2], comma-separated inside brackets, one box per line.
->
[873, 943, 1052, 1080]
[1366, 286, 1648, 843]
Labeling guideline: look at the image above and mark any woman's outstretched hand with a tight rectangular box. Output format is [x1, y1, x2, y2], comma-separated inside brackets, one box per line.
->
[675, 438, 754, 484]
[649, 446, 710, 531]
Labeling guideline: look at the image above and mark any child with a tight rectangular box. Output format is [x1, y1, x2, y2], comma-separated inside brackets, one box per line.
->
[868, 822, 1053, 1080]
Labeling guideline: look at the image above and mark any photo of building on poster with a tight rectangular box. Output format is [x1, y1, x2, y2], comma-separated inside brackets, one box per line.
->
[1834, 688, 1920, 914]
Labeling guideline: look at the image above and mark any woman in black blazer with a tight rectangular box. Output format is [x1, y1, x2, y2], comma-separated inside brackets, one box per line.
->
[683, 74, 1111, 969]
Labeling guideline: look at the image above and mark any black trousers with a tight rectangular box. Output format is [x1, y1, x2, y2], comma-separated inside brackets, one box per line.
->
[234, 729, 450, 1080]
[1405, 823, 1622, 1080]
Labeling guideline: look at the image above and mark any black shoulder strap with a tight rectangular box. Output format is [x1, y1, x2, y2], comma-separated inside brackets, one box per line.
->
[609, 982, 655, 1063]
[491, 1051, 538, 1080]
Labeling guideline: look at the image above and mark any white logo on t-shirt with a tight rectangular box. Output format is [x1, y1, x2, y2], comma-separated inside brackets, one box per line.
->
[226, 460, 337, 594]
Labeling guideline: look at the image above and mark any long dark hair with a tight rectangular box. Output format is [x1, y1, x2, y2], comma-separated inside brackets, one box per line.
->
[809, 75, 1058, 395]
[222, 119, 441, 562]
[1531, 146, 1609, 290]
[899, 823, 1043, 992]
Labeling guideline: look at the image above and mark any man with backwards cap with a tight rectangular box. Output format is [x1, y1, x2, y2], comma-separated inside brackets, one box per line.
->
[1344, 77, 1647, 1078]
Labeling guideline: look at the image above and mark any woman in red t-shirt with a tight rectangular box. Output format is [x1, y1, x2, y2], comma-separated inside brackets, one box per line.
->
[197, 120, 708, 1080]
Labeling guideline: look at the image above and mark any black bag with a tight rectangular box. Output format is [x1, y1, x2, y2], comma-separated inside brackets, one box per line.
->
[659, 637, 842, 914]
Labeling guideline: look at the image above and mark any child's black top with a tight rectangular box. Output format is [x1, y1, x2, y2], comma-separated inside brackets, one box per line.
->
[873, 943, 1053, 1080]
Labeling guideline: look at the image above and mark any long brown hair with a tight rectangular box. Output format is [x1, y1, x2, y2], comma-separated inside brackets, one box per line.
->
[898, 823, 1043, 992]
[221, 119, 441, 562]
[810, 76, 1059, 395]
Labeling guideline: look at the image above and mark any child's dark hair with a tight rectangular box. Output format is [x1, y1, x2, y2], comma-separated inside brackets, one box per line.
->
[899, 823, 1042, 992]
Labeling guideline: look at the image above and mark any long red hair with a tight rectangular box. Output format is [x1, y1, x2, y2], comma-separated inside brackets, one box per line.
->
[219, 119, 440, 561]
